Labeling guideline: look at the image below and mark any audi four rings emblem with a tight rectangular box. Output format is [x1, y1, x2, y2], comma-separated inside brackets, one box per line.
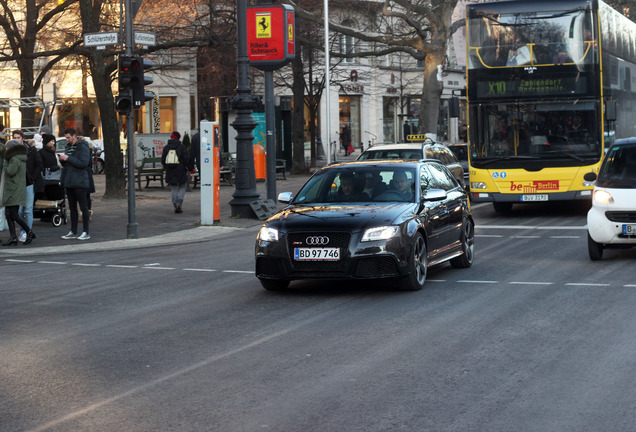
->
[306, 236, 329, 245]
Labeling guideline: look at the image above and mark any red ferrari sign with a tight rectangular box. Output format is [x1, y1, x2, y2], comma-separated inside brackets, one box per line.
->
[246, 4, 295, 70]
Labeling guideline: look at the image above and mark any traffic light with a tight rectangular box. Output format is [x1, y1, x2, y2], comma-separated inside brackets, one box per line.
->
[116, 55, 136, 114]
[132, 57, 153, 107]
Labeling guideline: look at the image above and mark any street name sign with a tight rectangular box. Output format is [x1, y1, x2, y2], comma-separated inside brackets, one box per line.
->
[84, 32, 119, 49]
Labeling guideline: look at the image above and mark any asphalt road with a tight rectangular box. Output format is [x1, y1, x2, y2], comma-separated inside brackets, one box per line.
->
[1, 200, 636, 431]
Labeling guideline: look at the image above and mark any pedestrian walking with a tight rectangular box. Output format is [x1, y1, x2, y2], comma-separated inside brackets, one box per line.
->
[161, 131, 191, 213]
[19, 137, 44, 242]
[2, 140, 35, 246]
[0, 123, 7, 232]
[58, 128, 91, 241]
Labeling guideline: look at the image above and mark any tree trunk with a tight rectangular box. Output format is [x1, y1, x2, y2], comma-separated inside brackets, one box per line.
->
[419, 49, 444, 135]
[89, 52, 126, 199]
[291, 52, 307, 174]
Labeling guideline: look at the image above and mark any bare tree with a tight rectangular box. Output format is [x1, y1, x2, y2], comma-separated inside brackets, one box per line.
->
[0, 0, 82, 129]
[288, 0, 460, 134]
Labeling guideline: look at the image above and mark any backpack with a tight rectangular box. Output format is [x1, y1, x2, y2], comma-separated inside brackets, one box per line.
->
[165, 148, 179, 165]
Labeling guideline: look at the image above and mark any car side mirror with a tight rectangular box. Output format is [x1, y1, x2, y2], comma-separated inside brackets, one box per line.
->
[278, 192, 293, 204]
[422, 188, 447, 201]
[583, 172, 597, 182]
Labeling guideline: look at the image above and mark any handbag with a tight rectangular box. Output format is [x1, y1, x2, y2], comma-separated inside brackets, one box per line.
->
[43, 167, 62, 181]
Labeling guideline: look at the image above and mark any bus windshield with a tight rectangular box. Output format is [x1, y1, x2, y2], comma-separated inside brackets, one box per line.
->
[471, 102, 602, 164]
[468, 8, 594, 69]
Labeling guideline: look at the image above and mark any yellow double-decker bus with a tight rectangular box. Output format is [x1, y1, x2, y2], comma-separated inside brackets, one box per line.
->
[466, 0, 636, 212]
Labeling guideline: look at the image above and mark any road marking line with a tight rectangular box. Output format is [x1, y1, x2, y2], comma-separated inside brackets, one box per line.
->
[457, 280, 499, 284]
[37, 261, 67, 265]
[549, 236, 580, 239]
[476, 225, 587, 230]
[513, 235, 541, 238]
[106, 265, 138, 268]
[223, 270, 253, 274]
[72, 263, 101, 267]
[566, 283, 611, 287]
[624, 285, 636, 288]
[5, 259, 34, 263]
[143, 267, 176, 270]
[183, 268, 217, 272]
[427, 279, 446, 282]
[509, 281, 554, 285]
[476, 234, 504, 238]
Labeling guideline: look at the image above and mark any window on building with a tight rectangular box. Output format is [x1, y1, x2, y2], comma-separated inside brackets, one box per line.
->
[136, 96, 175, 134]
[340, 20, 356, 63]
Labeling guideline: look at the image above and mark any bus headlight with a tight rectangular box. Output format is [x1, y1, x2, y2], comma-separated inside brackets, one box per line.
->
[471, 182, 487, 189]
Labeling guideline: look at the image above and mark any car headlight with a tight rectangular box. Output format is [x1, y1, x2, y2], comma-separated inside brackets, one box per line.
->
[471, 182, 487, 189]
[361, 226, 399, 242]
[257, 226, 279, 242]
[593, 190, 614, 205]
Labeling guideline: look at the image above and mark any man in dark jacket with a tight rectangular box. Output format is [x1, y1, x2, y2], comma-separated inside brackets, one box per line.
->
[161, 131, 191, 213]
[58, 128, 91, 240]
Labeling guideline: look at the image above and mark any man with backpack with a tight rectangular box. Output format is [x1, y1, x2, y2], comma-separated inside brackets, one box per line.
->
[161, 131, 192, 213]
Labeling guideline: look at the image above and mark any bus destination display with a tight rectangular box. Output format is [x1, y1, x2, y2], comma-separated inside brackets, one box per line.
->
[476, 77, 588, 99]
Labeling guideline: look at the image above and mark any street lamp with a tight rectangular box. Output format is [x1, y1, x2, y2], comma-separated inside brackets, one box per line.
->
[229, 0, 261, 218]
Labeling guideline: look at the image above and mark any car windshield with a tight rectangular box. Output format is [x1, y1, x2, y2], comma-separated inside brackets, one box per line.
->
[470, 103, 602, 165]
[597, 144, 636, 188]
[292, 166, 418, 204]
[358, 149, 423, 160]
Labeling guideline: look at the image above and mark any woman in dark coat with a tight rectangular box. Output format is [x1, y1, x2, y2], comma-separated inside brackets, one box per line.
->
[2, 140, 35, 246]
[161, 131, 191, 213]
[39, 134, 59, 171]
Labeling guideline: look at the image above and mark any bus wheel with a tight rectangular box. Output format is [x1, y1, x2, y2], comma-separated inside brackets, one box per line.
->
[493, 202, 513, 213]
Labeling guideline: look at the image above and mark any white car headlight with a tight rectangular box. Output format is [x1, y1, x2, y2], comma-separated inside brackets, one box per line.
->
[258, 226, 279, 242]
[361, 226, 399, 242]
[593, 190, 614, 205]
[471, 182, 487, 189]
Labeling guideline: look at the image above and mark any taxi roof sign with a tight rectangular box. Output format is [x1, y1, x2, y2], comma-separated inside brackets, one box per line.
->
[406, 134, 428, 142]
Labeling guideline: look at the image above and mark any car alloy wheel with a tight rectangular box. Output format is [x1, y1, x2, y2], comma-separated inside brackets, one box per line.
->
[450, 218, 475, 268]
[398, 232, 427, 291]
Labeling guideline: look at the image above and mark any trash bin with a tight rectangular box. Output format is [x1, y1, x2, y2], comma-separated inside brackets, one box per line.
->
[253, 144, 266, 181]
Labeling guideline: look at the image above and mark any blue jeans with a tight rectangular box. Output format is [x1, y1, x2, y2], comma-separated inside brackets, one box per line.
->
[19, 184, 34, 234]
[171, 183, 186, 207]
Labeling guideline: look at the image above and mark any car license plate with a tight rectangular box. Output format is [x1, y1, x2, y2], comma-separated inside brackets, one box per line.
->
[623, 224, 636, 235]
[294, 248, 340, 261]
[521, 194, 548, 202]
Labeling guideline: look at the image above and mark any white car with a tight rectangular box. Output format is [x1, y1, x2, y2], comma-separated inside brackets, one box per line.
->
[586, 138, 636, 260]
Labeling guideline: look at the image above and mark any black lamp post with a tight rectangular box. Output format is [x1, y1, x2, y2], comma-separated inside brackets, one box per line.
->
[229, 0, 260, 218]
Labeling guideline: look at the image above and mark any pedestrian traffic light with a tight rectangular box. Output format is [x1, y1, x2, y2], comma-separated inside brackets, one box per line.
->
[116, 55, 136, 114]
[132, 57, 154, 107]
[118, 55, 136, 93]
[115, 95, 132, 114]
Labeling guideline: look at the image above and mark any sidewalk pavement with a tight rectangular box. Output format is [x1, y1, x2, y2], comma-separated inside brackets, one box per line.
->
[0, 148, 361, 256]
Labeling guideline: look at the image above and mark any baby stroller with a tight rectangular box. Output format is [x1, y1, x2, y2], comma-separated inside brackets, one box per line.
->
[34, 169, 67, 227]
